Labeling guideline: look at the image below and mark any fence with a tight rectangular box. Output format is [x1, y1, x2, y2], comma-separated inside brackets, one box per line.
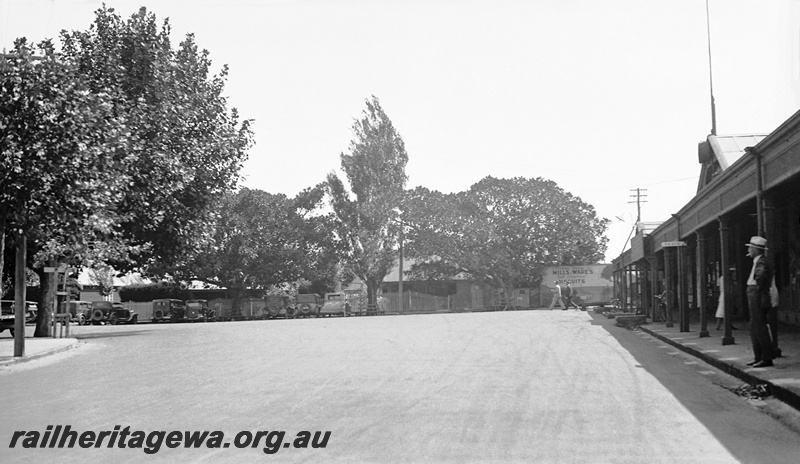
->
[381, 292, 468, 313]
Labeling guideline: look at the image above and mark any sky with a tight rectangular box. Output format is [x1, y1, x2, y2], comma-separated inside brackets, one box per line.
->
[3, 0, 800, 264]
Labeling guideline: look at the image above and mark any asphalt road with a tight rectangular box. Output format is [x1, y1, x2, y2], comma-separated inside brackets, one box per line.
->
[2, 310, 799, 463]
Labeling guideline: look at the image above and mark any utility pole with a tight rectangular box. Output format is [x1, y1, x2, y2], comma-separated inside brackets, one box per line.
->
[628, 188, 647, 224]
[398, 223, 404, 314]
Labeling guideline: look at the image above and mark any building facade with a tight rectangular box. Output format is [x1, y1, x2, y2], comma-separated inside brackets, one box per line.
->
[612, 109, 800, 338]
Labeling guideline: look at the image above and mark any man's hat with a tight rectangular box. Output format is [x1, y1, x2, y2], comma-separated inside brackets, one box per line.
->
[745, 236, 768, 249]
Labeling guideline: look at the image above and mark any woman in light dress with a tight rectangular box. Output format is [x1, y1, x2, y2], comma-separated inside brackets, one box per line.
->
[715, 274, 736, 330]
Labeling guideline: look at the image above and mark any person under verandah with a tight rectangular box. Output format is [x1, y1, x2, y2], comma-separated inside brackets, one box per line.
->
[744, 236, 775, 368]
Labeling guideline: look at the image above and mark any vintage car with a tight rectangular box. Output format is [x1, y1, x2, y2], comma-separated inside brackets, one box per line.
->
[152, 299, 186, 323]
[60, 300, 92, 324]
[82, 301, 138, 325]
[318, 292, 351, 317]
[185, 299, 215, 322]
[0, 300, 39, 336]
[265, 295, 294, 319]
[293, 293, 321, 318]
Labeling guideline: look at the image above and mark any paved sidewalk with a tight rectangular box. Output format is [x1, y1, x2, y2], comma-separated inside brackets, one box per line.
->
[629, 315, 800, 412]
[0, 326, 79, 366]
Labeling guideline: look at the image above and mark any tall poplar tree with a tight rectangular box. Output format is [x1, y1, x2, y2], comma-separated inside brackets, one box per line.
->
[327, 96, 408, 306]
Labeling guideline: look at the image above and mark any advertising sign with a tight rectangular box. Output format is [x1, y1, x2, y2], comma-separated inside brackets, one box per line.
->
[540, 264, 614, 306]
[545, 264, 613, 287]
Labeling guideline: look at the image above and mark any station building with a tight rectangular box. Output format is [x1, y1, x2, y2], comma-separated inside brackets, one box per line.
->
[611, 109, 800, 335]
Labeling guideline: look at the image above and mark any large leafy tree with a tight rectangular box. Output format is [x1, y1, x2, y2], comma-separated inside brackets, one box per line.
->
[2, 6, 252, 336]
[175, 186, 340, 313]
[403, 176, 609, 306]
[326, 96, 408, 305]
[59, 6, 253, 273]
[1, 39, 129, 335]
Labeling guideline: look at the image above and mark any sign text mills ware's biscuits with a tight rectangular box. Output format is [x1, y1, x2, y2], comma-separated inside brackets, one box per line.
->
[545, 265, 612, 287]
[551, 268, 595, 275]
[541, 264, 614, 306]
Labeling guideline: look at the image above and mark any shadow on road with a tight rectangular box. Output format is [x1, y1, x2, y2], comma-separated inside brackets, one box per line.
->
[73, 329, 154, 340]
[588, 311, 800, 464]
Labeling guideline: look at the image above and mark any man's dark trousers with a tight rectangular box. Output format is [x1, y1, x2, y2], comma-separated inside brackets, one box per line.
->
[747, 286, 774, 362]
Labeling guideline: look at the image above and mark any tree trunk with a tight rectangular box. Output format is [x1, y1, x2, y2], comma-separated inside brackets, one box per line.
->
[231, 286, 243, 318]
[491, 275, 511, 310]
[366, 278, 379, 306]
[34, 265, 55, 337]
[503, 286, 515, 310]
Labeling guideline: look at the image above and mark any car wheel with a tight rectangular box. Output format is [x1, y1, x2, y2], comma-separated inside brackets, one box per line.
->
[9, 328, 14, 337]
[78, 314, 86, 326]
[108, 313, 119, 325]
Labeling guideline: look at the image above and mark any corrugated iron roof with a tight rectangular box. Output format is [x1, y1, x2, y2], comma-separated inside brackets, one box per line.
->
[708, 134, 767, 169]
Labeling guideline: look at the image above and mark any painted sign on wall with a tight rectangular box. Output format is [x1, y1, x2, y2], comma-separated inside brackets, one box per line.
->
[544, 264, 613, 287]
[539, 264, 614, 306]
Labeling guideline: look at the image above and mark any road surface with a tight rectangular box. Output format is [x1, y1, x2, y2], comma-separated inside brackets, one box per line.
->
[2, 310, 799, 463]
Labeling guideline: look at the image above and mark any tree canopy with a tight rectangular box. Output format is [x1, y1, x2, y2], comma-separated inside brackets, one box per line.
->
[59, 6, 253, 272]
[326, 96, 408, 305]
[403, 176, 609, 305]
[1, 6, 253, 335]
[175, 186, 341, 310]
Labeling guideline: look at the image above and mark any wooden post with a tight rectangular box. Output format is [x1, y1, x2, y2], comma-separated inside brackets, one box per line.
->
[648, 256, 658, 321]
[719, 217, 735, 345]
[664, 247, 674, 327]
[697, 231, 710, 337]
[678, 244, 689, 332]
[14, 234, 26, 357]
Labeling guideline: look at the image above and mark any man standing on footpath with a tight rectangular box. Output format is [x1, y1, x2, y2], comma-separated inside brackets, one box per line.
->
[745, 236, 775, 368]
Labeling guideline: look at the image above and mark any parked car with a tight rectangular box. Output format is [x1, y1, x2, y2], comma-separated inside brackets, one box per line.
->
[319, 293, 351, 317]
[0, 300, 38, 331]
[185, 299, 215, 322]
[265, 295, 294, 319]
[294, 294, 321, 318]
[83, 301, 138, 325]
[0, 300, 36, 336]
[0, 313, 13, 336]
[152, 299, 186, 323]
[60, 300, 92, 324]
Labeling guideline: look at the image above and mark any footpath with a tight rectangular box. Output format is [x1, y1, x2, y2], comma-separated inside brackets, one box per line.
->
[0, 326, 79, 367]
[601, 309, 800, 413]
